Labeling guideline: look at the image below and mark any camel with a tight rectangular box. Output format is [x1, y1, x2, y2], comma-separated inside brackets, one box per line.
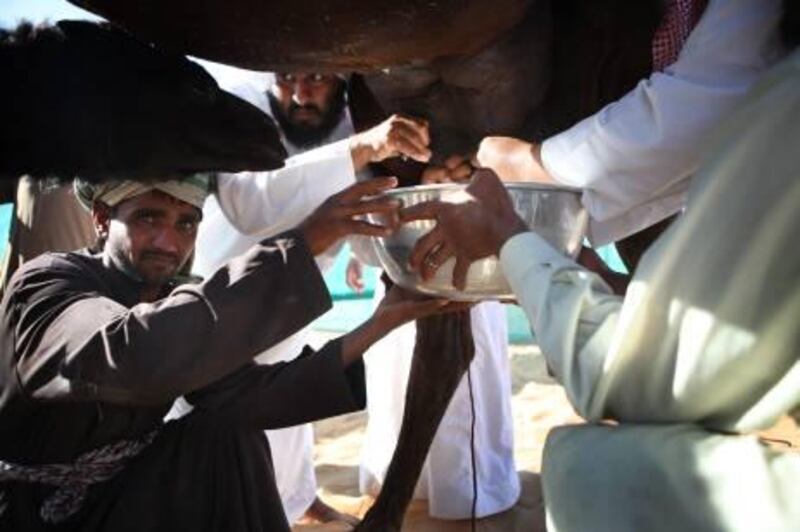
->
[10, 1, 716, 530]
[60, 2, 670, 530]
[0, 20, 285, 185]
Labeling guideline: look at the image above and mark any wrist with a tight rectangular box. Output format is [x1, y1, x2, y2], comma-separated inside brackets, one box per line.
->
[299, 225, 324, 256]
[349, 135, 374, 172]
[340, 316, 386, 366]
[490, 213, 528, 254]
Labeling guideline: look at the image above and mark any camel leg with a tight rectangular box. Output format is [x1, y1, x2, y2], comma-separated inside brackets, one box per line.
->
[356, 310, 475, 531]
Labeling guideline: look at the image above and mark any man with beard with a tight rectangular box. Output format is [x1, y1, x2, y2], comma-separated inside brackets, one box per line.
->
[268, 73, 351, 153]
[176, 71, 432, 526]
[0, 171, 467, 531]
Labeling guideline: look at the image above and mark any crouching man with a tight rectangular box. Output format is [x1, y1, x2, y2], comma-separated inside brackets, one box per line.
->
[0, 175, 460, 531]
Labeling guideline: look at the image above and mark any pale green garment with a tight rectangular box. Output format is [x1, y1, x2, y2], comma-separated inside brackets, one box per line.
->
[499, 50, 800, 531]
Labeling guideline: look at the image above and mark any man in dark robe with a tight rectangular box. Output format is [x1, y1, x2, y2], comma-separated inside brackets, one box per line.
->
[0, 174, 455, 531]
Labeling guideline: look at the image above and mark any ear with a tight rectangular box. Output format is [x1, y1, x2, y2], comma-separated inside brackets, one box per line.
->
[91, 201, 112, 239]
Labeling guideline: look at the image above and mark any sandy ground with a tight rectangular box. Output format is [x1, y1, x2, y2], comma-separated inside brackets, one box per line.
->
[293, 336, 581, 531]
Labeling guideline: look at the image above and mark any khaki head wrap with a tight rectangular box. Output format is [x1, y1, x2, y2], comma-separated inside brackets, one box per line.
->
[74, 174, 211, 211]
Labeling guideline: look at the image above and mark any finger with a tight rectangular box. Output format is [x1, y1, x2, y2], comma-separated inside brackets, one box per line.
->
[393, 120, 431, 149]
[400, 201, 444, 223]
[420, 241, 455, 281]
[420, 166, 447, 184]
[466, 168, 505, 197]
[452, 256, 472, 291]
[389, 127, 432, 162]
[342, 219, 398, 238]
[342, 196, 401, 219]
[444, 154, 466, 170]
[392, 114, 431, 146]
[408, 225, 444, 272]
[450, 163, 473, 182]
[337, 176, 398, 202]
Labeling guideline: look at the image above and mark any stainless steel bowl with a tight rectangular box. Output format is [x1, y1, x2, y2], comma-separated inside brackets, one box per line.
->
[370, 183, 588, 301]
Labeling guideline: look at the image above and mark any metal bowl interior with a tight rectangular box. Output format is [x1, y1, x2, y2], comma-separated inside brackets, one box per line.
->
[370, 183, 588, 301]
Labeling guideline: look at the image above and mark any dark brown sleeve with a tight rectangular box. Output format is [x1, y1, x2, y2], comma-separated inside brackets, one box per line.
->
[9, 230, 331, 406]
[183, 339, 366, 430]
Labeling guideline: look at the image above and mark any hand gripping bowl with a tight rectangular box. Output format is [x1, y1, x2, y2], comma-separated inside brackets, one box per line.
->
[370, 183, 588, 301]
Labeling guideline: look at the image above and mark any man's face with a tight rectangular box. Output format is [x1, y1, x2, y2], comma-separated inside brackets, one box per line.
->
[95, 190, 201, 288]
[268, 72, 347, 148]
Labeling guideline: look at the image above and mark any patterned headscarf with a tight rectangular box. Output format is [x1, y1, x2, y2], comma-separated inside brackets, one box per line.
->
[74, 174, 212, 211]
[651, 0, 709, 71]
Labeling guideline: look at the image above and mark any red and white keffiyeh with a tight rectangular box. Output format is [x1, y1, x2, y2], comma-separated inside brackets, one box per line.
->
[652, 0, 709, 71]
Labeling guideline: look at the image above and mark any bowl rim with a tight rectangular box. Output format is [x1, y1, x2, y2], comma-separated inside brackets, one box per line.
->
[380, 181, 583, 196]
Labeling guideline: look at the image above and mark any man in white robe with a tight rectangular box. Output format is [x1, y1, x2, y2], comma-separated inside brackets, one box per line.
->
[477, 0, 786, 247]
[185, 72, 431, 525]
[401, 47, 800, 530]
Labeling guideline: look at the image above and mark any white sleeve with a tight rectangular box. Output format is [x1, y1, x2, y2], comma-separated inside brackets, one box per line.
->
[541, 0, 784, 243]
[502, 49, 800, 433]
[215, 138, 356, 237]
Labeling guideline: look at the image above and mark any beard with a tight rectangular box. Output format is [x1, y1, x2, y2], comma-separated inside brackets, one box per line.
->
[267, 82, 347, 149]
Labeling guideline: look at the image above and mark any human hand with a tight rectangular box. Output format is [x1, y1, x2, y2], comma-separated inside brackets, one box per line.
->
[372, 286, 471, 331]
[299, 176, 400, 256]
[350, 114, 431, 171]
[576, 247, 630, 295]
[345, 257, 365, 293]
[475, 136, 554, 184]
[420, 154, 473, 184]
[339, 285, 470, 366]
[401, 169, 528, 290]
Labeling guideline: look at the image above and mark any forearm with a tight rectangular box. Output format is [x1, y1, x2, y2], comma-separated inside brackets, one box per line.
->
[184, 339, 366, 430]
[540, 0, 783, 202]
[349, 138, 374, 173]
[216, 140, 356, 235]
[339, 316, 389, 367]
[491, 142, 558, 185]
[53, 232, 331, 405]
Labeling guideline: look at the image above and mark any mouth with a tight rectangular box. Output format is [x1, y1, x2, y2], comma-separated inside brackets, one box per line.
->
[290, 106, 322, 122]
[140, 252, 180, 269]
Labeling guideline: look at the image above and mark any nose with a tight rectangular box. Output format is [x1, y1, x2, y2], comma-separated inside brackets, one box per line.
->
[151, 228, 180, 255]
[291, 79, 315, 106]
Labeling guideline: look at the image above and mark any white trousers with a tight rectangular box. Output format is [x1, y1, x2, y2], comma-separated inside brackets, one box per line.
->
[359, 286, 520, 519]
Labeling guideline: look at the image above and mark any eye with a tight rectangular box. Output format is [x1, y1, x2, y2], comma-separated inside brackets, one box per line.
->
[177, 219, 199, 234]
[310, 73, 325, 83]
